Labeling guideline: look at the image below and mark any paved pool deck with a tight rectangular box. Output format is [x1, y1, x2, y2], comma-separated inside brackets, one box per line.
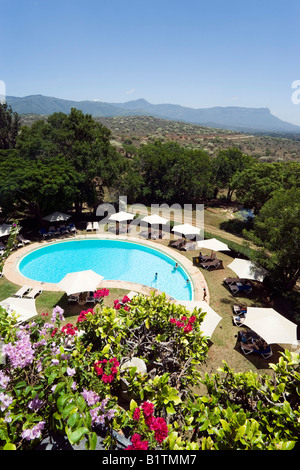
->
[3, 233, 209, 302]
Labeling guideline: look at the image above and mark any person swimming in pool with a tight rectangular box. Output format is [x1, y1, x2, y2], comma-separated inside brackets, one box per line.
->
[154, 272, 158, 281]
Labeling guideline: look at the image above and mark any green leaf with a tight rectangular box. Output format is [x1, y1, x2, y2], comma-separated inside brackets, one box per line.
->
[68, 427, 89, 445]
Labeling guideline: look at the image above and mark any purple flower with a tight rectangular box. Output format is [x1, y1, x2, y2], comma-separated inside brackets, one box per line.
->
[0, 392, 13, 411]
[0, 370, 10, 389]
[51, 306, 65, 323]
[21, 421, 45, 441]
[67, 367, 76, 376]
[28, 395, 43, 412]
[2, 331, 35, 369]
[82, 389, 100, 406]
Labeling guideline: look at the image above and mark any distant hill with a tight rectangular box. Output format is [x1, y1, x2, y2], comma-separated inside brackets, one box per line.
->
[6, 94, 300, 134]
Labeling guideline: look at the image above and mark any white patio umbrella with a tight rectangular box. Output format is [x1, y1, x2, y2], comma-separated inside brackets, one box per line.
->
[57, 270, 104, 295]
[0, 297, 38, 322]
[178, 300, 222, 338]
[0, 224, 12, 237]
[243, 307, 298, 345]
[227, 258, 267, 282]
[108, 211, 135, 222]
[141, 214, 169, 225]
[172, 223, 201, 236]
[42, 211, 71, 222]
[197, 238, 230, 252]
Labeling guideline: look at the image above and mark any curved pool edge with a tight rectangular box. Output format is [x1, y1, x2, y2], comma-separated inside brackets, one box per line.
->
[3, 233, 208, 302]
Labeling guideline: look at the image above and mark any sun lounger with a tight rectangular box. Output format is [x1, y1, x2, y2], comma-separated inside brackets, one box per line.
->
[39, 228, 51, 239]
[170, 238, 185, 249]
[49, 226, 60, 236]
[181, 242, 196, 251]
[240, 342, 273, 359]
[67, 223, 77, 233]
[68, 293, 80, 303]
[85, 294, 96, 304]
[59, 225, 69, 235]
[92, 222, 99, 231]
[86, 222, 93, 231]
[201, 258, 222, 270]
[26, 287, 42, 299]
[230, 283, 252, 295]
[13, 286, 32, 298]
[18, 235, 31, 245]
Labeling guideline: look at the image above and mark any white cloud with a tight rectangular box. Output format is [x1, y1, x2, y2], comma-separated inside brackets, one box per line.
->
[125, 88, 135, 95]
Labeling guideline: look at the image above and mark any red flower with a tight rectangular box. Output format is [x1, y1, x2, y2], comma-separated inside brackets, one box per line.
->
[126, 433, 148, 450]
[152, 417, 169, 444]
[133, 407, 141, 421]
[141, 401, 154, 417]
[188, 315, 196, 324]
[184, 323, 193, 333]
[170, 318, 176, 324]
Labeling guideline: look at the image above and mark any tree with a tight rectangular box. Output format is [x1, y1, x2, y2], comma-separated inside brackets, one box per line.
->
[0, 151, 83, 220]
[232, 161, 300, 214]
[212, 147, 254, 201]
[0, 103, 20, 149]
[245, 187, 300, 289]
[16, 108, 125, 214]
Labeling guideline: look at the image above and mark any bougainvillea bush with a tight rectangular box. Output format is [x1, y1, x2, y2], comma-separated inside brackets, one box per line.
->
[0, 291, 300, 451]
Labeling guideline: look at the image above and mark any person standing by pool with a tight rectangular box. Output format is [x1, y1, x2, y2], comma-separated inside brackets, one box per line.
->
[154, 273, 158, 281]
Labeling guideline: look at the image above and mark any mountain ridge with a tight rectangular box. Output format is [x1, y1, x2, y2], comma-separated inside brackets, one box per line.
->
[6, 94, 300, 134]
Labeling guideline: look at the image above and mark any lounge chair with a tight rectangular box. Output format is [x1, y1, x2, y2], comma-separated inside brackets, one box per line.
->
[26, 287, 42, 299]
[86, 222, 93, 231]
[85, 292, 96, 304]
[59, 225, 69, 235]
[92, 222, 99, 231]
[240, 342, 273, 359]
[49, 226, 60, 236]
[68, 223, 77, 233]
[230, 283, 252, 295]
[233, 315, 245, 326]
[181, 242, 196, 251]
[18, 234, 31, 245]
[13, 286, 32, 298]
[201, 258, 221, 270]
[39, 228, 51, 239]
[68, 293, 80, 303]
[170, 238, 185, 249]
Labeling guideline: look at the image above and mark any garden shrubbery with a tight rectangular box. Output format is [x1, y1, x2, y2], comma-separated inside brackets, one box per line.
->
[0, 291, 299, 450]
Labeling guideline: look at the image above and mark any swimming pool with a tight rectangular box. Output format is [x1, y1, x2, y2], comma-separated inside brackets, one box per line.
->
[18, 239, 193, 301]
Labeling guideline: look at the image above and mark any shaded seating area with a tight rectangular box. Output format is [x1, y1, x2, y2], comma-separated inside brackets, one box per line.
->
[238, 329, 273, 359]
[68, 293, 80, 303]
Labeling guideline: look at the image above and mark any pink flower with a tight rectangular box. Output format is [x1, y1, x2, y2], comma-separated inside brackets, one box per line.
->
[152, 417, 169, 444]
[188, 315, 196, 324]
[126, 433, 149, 450]
[141, 401, 154, 417]
[133, 407, 141, 421]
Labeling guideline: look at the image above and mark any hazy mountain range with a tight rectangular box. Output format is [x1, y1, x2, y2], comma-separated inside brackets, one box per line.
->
[6, 94, 300, 134]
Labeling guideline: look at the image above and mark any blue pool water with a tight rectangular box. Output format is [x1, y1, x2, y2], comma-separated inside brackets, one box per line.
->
[18, 239, 193, 300]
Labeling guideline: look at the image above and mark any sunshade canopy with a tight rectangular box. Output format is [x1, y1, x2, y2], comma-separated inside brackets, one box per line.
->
[178, 300, 222, 338]
[243, 307, 298, 345]
[172, 223, 201, 236]
[227, 258, 267, 282]
[108, 211, 135, 222]
[0, 297, 38, 322]
[197, 238, 230, 251]
[0, 224, 12, 237]
[42, 211, 71, 222]
[57, 270, 104, 295]
[141, 214, 168, 225]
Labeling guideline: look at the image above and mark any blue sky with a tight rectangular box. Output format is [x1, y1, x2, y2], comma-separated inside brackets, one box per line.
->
[1, 0, 300, 125]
